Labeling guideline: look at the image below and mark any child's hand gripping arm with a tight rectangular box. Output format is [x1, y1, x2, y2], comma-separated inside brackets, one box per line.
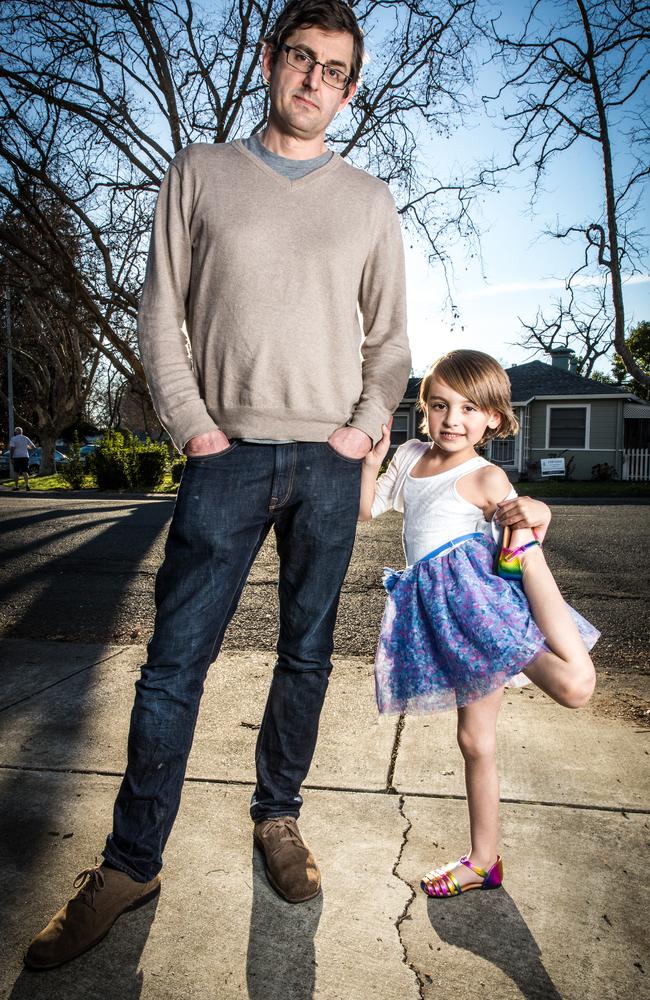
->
[495, 495, 552, 542]
[463, 466, 552, 544]
[359, 421, 392, 522]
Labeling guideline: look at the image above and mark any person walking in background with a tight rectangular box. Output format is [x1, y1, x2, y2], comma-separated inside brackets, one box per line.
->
[25, 0, 410, 970]
[9, 427, 36, 492]
[360, 349, 598, 899]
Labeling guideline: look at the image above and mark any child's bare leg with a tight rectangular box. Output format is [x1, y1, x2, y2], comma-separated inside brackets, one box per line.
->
[453, 686, 503, 887]
[508, 527, 595, 708]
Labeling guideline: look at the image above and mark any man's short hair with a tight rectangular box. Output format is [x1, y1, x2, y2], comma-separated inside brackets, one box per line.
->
[264, 0, 364, 85]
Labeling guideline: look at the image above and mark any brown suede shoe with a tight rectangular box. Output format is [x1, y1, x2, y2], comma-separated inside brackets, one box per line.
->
[253, 817, 321, 903]
[24, 861, 161, 970]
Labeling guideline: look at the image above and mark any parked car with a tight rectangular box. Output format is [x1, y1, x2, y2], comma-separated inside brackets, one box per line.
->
[79, 444, 98, 465]
[28, 448, 69, 473]
[1, 447, 44, 474]
[1, 446, 68, 476]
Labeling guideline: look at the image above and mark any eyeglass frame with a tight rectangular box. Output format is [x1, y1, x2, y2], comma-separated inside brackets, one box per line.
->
[279, 43, 353, 91]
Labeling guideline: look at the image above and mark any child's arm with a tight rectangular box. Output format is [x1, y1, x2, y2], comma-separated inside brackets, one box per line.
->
[359, 422, 392, 522]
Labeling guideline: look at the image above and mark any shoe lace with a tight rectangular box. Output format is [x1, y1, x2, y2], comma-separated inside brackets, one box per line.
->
[73, 859, 105, 907]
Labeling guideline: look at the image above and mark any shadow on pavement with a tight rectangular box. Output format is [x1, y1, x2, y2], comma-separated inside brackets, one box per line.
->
[7, 893, 159, 1000]
[0, 501, 171, 969]
[246, 845, 322, 1000]
[427, 888, 562, 1000]
[0, 502, 171, 638]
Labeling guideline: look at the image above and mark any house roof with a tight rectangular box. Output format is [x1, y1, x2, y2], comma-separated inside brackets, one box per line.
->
[505, 361, 630, 402]
[403, 376, 422, 400]
[401, 363, 631, 404]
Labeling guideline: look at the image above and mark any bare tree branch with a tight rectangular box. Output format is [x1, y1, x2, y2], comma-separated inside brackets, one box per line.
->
[481, 0, 649, 386]
[0, 0, 483, 399]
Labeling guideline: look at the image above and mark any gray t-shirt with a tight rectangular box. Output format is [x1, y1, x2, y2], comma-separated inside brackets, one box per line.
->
[241, 133, 333, 181]
[240, 134, 332, 443]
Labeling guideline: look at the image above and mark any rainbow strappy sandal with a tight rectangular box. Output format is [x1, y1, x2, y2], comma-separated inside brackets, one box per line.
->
[496, 525, 542, 581]
[421, 855, 504, 897]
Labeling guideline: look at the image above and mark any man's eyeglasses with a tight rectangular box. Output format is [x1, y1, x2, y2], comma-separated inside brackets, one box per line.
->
[280, 44, 352, 91]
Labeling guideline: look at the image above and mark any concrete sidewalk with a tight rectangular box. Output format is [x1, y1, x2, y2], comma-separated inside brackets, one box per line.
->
[1, 639, 648, 1000]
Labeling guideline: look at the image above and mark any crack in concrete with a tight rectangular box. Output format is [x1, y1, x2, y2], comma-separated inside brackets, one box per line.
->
[0, 764, 647, 815]
[392, 793, 425, 999]
[386, 713, 406, 792]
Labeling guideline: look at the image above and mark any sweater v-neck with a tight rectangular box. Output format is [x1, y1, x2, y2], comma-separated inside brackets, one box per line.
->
[233, 138, 343, 189]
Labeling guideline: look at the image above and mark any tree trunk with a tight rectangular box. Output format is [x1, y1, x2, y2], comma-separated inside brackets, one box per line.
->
[38, 429, 57, 476]
[577, 0, 649, 389]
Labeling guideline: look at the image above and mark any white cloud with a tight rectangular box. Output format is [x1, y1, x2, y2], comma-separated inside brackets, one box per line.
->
[463, 274, 650, 299]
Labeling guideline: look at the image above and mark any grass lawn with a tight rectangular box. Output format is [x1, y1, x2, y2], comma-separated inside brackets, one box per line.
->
[0, 473, 91, 491]
[2, 472, 178, 493]
[516, 479, 650, 497]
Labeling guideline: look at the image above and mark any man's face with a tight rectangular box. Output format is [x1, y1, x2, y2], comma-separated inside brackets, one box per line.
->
[262, 26, 357, 143]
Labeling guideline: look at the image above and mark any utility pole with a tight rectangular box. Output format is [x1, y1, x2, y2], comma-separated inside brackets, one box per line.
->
[5, 288, 14, 478]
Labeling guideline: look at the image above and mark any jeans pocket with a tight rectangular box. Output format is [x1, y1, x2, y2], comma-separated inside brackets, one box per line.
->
[186, 440, 240, 462]
[325, 442, 363, 465]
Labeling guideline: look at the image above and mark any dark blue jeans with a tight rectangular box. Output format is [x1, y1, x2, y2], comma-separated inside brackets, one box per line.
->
[103, 441, 361, 882]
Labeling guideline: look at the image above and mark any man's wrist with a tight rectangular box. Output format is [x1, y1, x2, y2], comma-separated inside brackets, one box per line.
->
[329, 426, 372, 459]
[184, 428, 229, 456]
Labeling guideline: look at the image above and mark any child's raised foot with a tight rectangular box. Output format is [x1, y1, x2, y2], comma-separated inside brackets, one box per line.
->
[420, 855, 503, 897]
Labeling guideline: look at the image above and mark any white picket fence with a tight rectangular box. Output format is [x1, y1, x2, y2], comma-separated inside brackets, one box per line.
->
[622, 449, 650, 481]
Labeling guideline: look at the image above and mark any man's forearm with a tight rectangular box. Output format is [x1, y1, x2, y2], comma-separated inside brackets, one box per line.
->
[352, 190, 411, 444]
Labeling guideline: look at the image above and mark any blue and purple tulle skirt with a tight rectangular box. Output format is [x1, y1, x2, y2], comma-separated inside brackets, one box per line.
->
[375, 532, 600, 715]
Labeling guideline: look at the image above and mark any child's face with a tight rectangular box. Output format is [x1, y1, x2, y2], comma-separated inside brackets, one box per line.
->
[425, 378, 501, 453]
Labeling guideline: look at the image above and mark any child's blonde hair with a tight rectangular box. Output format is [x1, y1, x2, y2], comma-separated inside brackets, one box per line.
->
[418, 350, 518, 443]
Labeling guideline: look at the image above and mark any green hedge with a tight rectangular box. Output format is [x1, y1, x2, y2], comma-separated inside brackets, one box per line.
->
[60, 433, 86, 490]
[93, 431, 168, 491]
[171, 458, 186, 484]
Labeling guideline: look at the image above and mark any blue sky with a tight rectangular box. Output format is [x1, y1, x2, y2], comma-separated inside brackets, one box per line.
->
[361, 3, 650, 377]
[128, 0, 650, 380]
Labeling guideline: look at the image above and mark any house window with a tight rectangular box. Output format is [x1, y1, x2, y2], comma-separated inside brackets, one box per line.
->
[546, 405, 590, 449]
[390, 409, 409, 448]
[490, 437, 515, 466]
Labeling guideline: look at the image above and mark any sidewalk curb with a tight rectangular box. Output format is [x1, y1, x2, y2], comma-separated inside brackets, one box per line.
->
[0, 487, 176, 501]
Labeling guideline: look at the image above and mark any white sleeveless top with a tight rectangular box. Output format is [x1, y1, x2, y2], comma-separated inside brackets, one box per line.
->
[372, 440, 517, 565]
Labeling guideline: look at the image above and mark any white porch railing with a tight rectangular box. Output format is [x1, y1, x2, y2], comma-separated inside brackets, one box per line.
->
[622, 449, 650, 481]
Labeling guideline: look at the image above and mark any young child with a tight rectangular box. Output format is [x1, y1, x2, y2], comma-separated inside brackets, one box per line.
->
[359, 349, 599, 898]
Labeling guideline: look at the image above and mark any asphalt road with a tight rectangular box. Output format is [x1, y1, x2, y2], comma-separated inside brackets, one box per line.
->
[1, 495, 648, 719]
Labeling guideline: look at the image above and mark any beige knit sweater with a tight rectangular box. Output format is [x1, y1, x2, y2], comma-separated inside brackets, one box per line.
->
[138, 140, 410, 451]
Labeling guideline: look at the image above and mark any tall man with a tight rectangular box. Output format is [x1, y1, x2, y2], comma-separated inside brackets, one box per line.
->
[26, 0, 410, 969]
